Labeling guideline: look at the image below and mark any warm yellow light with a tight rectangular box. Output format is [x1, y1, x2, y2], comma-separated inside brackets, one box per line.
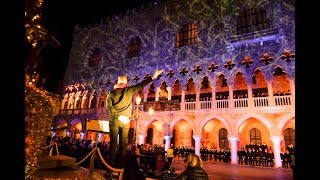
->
[32, 42, 37, 47]
[148, 107, 154, 116]
[136, 95, 141, 105]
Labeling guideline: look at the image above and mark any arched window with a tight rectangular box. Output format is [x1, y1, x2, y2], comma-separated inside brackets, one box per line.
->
[171, 80, 181, 102]
[284, 128, 295, 147]
[236, 8, 270, 35]
[127, 37, 141, 58]
[147, 83, 156, 102]
[89, 48, 102, 66]
[89, 92, 97, 108]
[219, 128, 228, 149]
[159, 81, 168, 101]
[200, 76, 212, 101]
[176, 23, 198, 48]
[250, 128, 262, 145]
[146, 128, 153, 145]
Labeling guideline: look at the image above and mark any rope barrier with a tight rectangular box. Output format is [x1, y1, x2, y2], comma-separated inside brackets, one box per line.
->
[97, 147, 124, 180]
[75, 147, 97, 166]
[43, 142, 59, 156]
[42, 143, 124, 179]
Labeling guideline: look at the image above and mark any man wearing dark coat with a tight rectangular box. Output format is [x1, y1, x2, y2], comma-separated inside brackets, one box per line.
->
[106, 69, 164, 167]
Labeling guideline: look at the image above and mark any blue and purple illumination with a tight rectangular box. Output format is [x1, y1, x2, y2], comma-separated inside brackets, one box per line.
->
[64, 0, 295, 91]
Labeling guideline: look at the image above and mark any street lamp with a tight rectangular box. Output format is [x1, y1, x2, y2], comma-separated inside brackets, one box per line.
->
[132, 95, 142, 151]
[132, 94, 154, 152]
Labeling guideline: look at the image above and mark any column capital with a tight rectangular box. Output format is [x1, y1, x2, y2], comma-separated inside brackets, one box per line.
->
[227, 135, 239, 142]
[270, 136, 282, 143]
[164, 135, 171, 140]
[193, 134, 202, 140]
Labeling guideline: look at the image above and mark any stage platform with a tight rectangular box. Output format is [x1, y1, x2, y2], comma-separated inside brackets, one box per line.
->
[33, 166, 106, 180]
[38, 155, 76, 169]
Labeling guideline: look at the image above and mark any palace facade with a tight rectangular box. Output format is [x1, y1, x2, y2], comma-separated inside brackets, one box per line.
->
[52, 0, 295, 168]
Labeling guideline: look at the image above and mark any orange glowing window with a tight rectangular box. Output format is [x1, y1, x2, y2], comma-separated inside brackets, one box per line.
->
[176, 23, 198, 48]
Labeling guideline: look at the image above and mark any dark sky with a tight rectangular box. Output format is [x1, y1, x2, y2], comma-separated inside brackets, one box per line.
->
[40, 0, 153, 94]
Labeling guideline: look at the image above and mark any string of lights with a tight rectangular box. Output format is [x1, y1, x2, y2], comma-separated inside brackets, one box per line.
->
[25, 73, 56, 180]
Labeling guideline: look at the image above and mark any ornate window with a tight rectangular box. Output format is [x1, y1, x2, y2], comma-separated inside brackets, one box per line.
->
[219, 128, 228, 149]
[88, 48, 102, 67]
[250, 128, 262, 145]
[236, 8, 270, 35]
[176, 23, 198, 48]
[127, 37, 141, 58]
[284, 128, 295, 147]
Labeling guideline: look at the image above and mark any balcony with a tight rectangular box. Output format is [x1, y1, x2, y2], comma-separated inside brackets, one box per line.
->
[58, 94, 293, 118]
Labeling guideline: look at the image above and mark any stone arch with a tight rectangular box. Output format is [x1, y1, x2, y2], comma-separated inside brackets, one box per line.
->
[235, 113, 273, 135]
[200, 114, 232, 135]
[277, 112, 295, 130]
[142, 117, 164, 136]
[170, 114, 196, 133]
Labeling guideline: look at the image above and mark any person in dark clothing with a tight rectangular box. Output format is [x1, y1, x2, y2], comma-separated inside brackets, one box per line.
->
[107, 69, 164, 168]
[173, 154, 209, 180]
[153, 152, 171, 178]
[122, 154, 146, 180]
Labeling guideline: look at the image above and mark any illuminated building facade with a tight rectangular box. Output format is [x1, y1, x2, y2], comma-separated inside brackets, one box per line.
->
[52, 0, 295, 167]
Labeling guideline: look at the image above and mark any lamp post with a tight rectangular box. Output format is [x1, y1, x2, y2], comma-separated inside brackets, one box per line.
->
[133, 95, 142, 150]
[132, 94, 154, 153]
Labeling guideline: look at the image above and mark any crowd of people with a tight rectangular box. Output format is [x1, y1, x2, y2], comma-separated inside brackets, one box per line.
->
[45, 136, 294, 179]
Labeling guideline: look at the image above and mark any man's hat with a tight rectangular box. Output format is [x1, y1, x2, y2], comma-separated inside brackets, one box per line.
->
[117, 76, 128, 85]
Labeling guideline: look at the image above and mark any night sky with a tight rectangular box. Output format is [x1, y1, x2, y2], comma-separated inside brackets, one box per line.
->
[40, 0, 153, 94]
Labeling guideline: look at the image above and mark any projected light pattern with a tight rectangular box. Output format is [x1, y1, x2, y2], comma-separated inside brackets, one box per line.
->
[64, 0, 294, 92]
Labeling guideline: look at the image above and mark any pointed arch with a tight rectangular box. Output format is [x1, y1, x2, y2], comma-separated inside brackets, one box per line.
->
[277, 112, 295, 130]
[200, 114, 232, 135]
[235, 113, 273, 135]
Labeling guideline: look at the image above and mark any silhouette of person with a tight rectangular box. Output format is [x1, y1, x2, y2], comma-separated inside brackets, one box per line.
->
[107, 69, 164, 167]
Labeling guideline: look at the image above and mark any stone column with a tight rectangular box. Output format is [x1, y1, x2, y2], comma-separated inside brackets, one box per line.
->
[247, 83, 253, 107]
[143, 87, 148, 103]
[228, 83, 234, 108]
[270, 136, 282, 168]
[88, 95, 94, 108]
[81, 132, 85, 140]
[166, 87, 172, 100]
[228, 136, 239, 165]
[288, 78, 295, 105]
[211, 82, 216, 109]
[164, 135, 171, 151]
[195, 85, 200, 109]
[138, 134, 145, 145]
[181, 88, 186, 110]
[155, 87, 160, 101]
[95, 95, 100, 109]
[193, 135, 202, 156]
[267, 80, 274, 106]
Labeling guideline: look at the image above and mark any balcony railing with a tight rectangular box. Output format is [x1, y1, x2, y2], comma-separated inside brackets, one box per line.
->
[59, 95, 293, 116]
[234, 98, 249, 108]
[274, 95, 291, 106]
[216, 99, 229, 109]
[185, 101, 196, 110]
[253, 97, 269, 107]
[143, 100, 180, 111]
